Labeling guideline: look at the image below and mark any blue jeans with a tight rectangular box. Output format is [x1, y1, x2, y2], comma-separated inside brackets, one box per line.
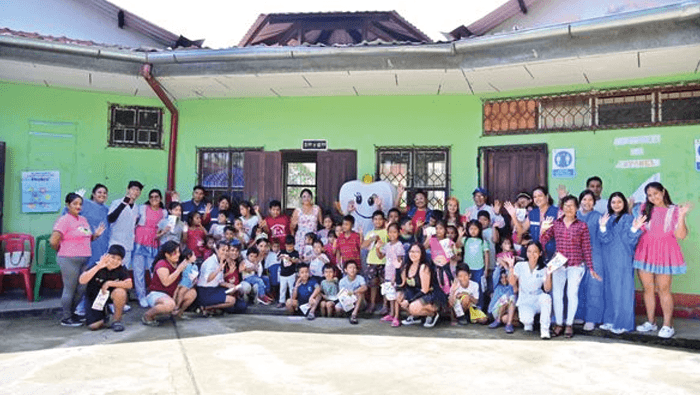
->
[471, 268, 485, 310]
[244, 275, 266, 297]
[268, 264, 280, 286]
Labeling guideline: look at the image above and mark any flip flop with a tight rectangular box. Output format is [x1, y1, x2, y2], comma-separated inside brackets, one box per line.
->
[349, 315, 358, 325]
[565, 326, 574, 338]
[551, 325, 564, 337]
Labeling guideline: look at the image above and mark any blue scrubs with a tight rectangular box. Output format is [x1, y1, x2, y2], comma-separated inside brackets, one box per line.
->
[599, 214, 641, 331]
[528, 206, 559, 261]
[576, 209, 603, 323]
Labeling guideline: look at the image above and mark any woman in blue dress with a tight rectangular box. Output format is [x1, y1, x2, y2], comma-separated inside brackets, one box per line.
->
[576, 190, 604, 331]
[598, 192, 644, 334]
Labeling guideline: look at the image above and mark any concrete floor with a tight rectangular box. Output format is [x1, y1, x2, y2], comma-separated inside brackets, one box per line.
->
[1, 311, 699, 395]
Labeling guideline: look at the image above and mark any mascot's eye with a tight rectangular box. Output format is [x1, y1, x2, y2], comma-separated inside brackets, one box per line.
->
[355, 192, 363, 205]
[368, 195, 374, 206]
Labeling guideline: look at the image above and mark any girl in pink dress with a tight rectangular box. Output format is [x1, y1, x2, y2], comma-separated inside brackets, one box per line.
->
[133, 189, 168, 307]
[633, 182, 692, 339]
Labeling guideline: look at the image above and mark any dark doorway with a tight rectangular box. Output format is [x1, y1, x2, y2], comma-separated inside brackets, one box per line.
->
[479, 144, 548, 203]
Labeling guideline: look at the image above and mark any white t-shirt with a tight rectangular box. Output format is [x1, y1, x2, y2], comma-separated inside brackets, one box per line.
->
[339, 275, 366, 293]
[198, 255, 223, 287]
[454, 280, 479, 301]
[309, 253, 330, 277]
[240, 215, 259, 239]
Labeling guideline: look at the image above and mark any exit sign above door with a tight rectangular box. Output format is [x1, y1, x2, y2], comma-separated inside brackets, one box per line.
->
[302, 139, 327, 151]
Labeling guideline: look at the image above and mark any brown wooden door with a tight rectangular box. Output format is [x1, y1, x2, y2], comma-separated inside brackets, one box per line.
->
[317, 150, 357, 216]
[243, 151, 282, 217]
[479, 144, 548, 203]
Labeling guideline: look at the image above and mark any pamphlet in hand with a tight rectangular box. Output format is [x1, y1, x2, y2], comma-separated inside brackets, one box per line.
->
[380, 282, 397, 301]
[547, 252, 568, 274]
[299, 303, 311, 316]
[167, 215, 178, 229]
[337, 288, 357, 312]
[92, 289, 110, 311]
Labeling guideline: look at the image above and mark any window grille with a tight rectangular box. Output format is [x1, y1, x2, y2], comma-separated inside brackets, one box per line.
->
[109, 105, 163, 148]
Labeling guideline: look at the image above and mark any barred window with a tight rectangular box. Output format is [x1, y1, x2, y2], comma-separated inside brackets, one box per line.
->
[109, 105, 163, 148]
[483, 83, 700, 135]
[198, 147, 261, 204]
[376, 146, 450, 210]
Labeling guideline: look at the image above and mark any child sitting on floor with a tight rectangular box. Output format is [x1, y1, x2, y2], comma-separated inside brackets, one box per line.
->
[285, 263, 321, 320]
[320, 263, 339, 317]
[173, 247, 199, 315]
[488, 269, 517, 333]
[449, 264, 488, 325]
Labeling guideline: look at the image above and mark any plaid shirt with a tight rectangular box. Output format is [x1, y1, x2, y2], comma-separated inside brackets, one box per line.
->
[539, 217, 593, 270]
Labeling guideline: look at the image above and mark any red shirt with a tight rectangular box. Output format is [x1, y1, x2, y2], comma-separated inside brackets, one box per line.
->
[335, 231, 361, 265]
[186, 226, 207, 258]
[540, 218, 593, 270]
[265, 215, 291, 245]
[149, 260, 180, 297]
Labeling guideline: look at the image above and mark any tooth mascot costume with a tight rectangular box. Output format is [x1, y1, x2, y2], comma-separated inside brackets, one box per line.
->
[338, 180, 398, 234]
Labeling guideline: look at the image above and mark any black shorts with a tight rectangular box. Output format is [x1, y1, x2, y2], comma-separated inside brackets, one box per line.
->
[85, 301, 108, 326]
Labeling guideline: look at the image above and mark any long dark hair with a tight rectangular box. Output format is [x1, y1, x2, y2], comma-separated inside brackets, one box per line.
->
[642, 182, 673, 223]
[401, 242, 428, 274]
[526, 241, 546, 270]
[578, 189, 595, 209]
[151, 241, 180, 271]
[147, 189, 164, 208]
[607, 192, 629, 224]
[465, 219, 483, 240]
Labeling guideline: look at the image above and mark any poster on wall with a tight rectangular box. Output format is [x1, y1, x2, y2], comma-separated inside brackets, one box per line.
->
[695, 139, 700, 172]
[552, 148, 576, 178]
[22, 171, 61, 213]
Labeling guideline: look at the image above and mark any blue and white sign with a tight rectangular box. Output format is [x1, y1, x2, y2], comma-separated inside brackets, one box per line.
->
[695, 139, 700, 172]
[552, 148, 576, 178]
[22, 171, 61, 213]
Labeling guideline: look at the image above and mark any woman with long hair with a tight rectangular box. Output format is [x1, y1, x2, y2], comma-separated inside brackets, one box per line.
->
[633, 182, 692, 338]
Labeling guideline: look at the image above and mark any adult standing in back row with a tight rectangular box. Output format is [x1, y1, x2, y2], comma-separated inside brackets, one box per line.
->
[180, 185, 211, 223]
[108, 181, 143, 273]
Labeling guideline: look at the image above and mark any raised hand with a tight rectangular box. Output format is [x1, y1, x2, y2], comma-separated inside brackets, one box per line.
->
[253, 204, 260, 214]
[503, 201, 517, 218]
[205, 203, 212, 214]
[503, 255, 515, 269]
[96, 254, 110, 269]
[679, 202, 693, 217]
[541, 216, 554, 232]
[171, 191, 180, 202]
[95, 222, 106, 238]
[457, 226, 466, 239]
[346, 200, 356, 213]
[599, 213, 610, 228]
[632, 214, 647, 231]
[75, 188, 87, 198]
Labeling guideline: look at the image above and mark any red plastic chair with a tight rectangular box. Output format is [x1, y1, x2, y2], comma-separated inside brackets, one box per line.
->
[0, 233, 35, 302]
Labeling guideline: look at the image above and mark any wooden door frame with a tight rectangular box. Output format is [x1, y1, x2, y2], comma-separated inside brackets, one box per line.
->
[477, 143, 549, 199]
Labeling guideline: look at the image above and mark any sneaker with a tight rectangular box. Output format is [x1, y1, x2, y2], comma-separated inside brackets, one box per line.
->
[523, 324, 534, 332]
[73, 314, 86, 323]
[599, 323, 614, 331]
[610, 328, 627, 335]
[457, 316, 469, 326]
[488, 320, 501, 329]
[424, 312, 439, 328]
[658, 326, 675, 339]
[391, 318, 401, 327]
[401, 316, 419, 326]
[573, 318, 585, 325]
[141, 315, 160, 327]
[60, 317, 83, 327]
[505, 324, 514, 334]
[306, 312, 316, 321]
[123, 304, 131, 313]
[583, 322, 595, 331]
[636, 321, 658, 332]
[380, 314, 394, 322]
[139, 298, 149, 308]
[541, 330, 551, 339]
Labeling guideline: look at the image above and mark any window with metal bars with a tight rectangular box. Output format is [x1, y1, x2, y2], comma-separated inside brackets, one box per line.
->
[197, 147, 262, 204]
[109, 105, 163, 148]
[483, 83, 700, 135]
[376, 146, 450, 210]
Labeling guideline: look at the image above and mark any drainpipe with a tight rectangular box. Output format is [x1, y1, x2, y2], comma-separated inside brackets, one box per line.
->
[140, 63, 178, 200]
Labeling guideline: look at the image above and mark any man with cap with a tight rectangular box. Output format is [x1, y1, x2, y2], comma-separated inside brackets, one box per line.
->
[107, 180, 143, 273]
[464, 187, 505, 228]
[78, 245, 133, 332]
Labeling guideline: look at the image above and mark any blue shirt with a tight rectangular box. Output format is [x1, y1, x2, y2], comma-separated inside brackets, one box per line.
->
[297, 278, 319, 304]
[528, 205, 559, 261]
[181, 199, 207, 220]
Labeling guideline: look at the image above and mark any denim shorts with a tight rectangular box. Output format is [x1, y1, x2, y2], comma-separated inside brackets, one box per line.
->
[146, 291, 170, 307]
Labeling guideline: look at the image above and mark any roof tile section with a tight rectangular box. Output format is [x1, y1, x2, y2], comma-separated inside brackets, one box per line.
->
[239, 11, 433, 47]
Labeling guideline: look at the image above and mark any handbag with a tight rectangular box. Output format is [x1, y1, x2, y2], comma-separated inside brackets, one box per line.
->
[5, 251, 29, 268]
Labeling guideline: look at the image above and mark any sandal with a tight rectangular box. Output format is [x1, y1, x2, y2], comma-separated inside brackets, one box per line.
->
[565, 325, 574, 338]
[551, 325, 564, 337]
[349, 315, 359, 325]
[111, 321, 125, 332]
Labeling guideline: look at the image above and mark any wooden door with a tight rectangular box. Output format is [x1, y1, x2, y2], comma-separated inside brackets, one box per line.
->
[317, 150, 357, 216]
[0, 141, 4, 233]
[479, 144, 548, 203]
[243, 151, 282, 217]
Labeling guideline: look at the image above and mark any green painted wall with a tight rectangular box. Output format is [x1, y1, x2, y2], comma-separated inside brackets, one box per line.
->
[0, 82, 170, 236]
[1, 73, 698, 296]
